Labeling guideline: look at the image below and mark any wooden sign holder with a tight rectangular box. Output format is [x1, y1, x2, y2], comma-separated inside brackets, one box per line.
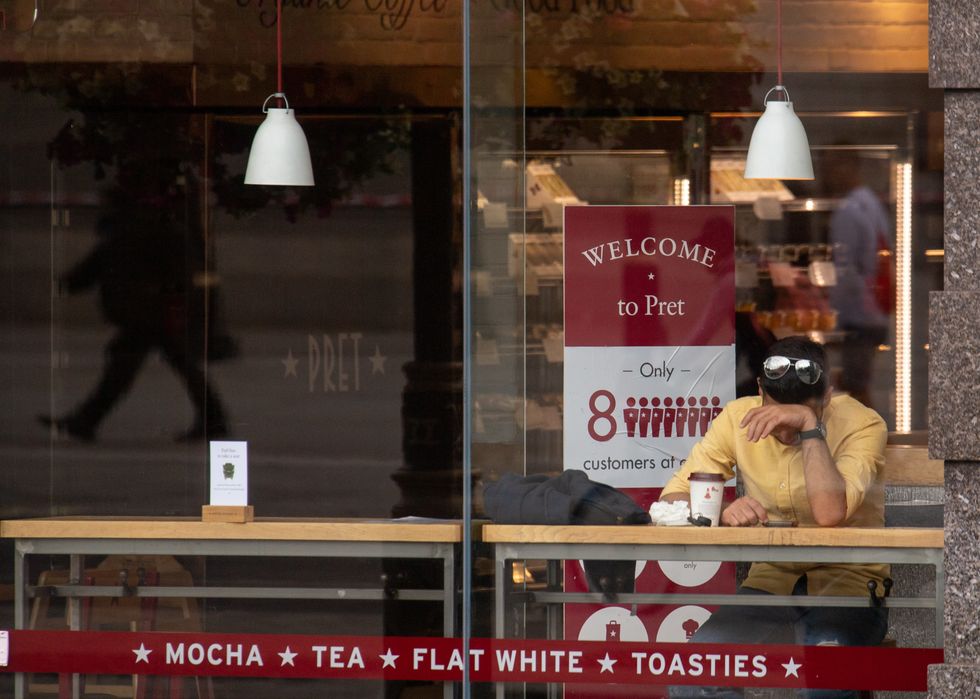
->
[201, 505, 255, 523]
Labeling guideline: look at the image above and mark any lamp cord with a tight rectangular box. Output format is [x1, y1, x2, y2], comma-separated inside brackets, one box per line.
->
[277, 0, 283, 96]
[776, 0, 783, 87]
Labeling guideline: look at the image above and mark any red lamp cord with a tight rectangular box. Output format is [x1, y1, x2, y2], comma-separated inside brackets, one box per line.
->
[277, 0, 283, 95]
[776, 0, 783, 89]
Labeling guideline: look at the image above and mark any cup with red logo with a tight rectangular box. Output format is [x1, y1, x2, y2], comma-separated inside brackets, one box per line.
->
[689, 473, 726, 526]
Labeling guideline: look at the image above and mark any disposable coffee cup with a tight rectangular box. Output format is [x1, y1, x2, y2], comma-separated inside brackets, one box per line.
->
[689, 473, 725, 526]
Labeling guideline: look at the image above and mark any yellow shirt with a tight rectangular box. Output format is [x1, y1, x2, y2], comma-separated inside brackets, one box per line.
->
[660, 394, 889, 597]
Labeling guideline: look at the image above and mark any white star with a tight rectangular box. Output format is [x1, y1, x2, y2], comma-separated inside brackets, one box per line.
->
[133, 643, 152, 664]
[282, 349, 299, 378]
[782, 657, 802, 678]
[278, 646, 298, 666]
[647, 272, 655, 280]
[369, 345, 387, 375]
[597, 652, 617, 673]
[379, 648, 399, 668]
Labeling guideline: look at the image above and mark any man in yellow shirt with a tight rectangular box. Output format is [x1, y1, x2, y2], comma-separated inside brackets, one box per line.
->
[662, 336, 888, 699]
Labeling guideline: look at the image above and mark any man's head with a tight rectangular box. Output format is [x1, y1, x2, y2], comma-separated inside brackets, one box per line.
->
[758, 336, 830, 407]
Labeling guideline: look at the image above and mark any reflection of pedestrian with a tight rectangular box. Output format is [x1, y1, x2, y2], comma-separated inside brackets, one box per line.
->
[825, 150, 892, 408]
[38, 177, 228, 442]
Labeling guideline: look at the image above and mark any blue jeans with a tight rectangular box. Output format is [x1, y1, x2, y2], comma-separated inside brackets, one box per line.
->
[668, 576, 888, 699]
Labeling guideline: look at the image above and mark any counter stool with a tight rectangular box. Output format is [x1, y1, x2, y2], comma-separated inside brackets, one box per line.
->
[28, 559, 212, 699]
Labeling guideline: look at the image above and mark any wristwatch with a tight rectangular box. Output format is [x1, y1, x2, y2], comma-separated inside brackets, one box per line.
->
[799, 422, 827, 441]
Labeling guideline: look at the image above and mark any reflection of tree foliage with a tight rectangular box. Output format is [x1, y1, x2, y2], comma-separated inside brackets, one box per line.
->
[518, 2, 761, 151]
[17, 64, 196, 185]
[16, 63, 410, 222]
[210, 114, 410, 222]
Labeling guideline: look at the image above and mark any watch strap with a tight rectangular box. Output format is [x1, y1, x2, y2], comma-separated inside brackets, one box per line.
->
[799, 422, 826, 441]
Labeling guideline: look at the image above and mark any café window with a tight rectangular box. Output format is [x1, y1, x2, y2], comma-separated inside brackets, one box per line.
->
[469, 2, 942, 698]
[0, 1, 945, 697]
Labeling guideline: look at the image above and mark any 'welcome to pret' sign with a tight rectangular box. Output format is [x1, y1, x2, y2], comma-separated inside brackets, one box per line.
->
[563, 205, 736, 489]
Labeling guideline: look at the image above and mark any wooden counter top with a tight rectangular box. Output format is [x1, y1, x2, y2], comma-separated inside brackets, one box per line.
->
[0, 517, 463, 543]
[482, 524, 943, 549]
[0, 518, 942, 549]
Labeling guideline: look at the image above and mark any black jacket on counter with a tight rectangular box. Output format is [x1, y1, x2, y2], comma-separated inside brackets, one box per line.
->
[483, 470, 651, 596]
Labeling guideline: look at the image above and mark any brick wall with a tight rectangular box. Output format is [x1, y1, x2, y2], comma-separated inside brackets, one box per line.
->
[514, 0, 928, 72]
[0, 0, 927, 73]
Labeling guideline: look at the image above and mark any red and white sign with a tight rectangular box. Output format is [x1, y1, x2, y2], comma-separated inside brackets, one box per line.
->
[0, 630, 941, 691]
[563, 205, 736, 488]
[562, 205, 737, 696]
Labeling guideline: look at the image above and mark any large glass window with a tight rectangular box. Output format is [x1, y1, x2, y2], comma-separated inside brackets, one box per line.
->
[1, 4, 466, 697]
[0, 1, 942, 697]
[469, 2, 942, 698]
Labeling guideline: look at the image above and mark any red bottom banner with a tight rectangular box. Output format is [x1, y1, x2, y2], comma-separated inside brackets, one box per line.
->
[0, 631, 942, 691]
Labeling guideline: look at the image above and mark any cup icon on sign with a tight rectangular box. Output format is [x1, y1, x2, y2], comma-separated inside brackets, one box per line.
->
[606, 620, 620, 642]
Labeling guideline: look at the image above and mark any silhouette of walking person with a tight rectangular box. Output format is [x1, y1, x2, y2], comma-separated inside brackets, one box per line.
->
[38, 168, 229, 442]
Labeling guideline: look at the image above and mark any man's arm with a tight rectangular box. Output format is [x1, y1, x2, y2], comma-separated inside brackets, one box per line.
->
[659, 404, 760, 524]
[799, 431, 848, 526]
[741, 403, 847, 527]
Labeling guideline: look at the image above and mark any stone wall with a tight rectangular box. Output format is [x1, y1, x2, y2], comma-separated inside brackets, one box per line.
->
[928, 1, 980, 696]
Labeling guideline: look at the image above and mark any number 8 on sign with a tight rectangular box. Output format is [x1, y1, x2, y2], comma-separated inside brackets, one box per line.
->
[588, 389, 617, 442]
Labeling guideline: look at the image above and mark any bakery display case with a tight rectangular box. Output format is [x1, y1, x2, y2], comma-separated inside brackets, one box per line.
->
[472, 146, 683, 478]
[710, 109, 935, 431]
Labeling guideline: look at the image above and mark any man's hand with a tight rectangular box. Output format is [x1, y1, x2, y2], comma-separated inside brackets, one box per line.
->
[740, 403, 818, 443]
[721, 496, 769, 526]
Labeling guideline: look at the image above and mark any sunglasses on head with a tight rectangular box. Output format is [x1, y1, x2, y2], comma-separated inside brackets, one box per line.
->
[762, 355, 823, 385]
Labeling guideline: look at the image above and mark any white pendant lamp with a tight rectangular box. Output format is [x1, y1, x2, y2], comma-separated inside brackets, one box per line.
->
[244, 0, 314, 187]
[244, 92, 314, 186]
[744, 0, 813, 181]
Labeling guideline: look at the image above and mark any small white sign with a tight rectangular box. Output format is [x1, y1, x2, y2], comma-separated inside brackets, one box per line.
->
[0, 629, 8, 667]
[209, 441, 248, 506]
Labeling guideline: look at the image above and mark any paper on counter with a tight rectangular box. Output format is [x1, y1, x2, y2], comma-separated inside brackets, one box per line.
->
[649, 500, 691, 526]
